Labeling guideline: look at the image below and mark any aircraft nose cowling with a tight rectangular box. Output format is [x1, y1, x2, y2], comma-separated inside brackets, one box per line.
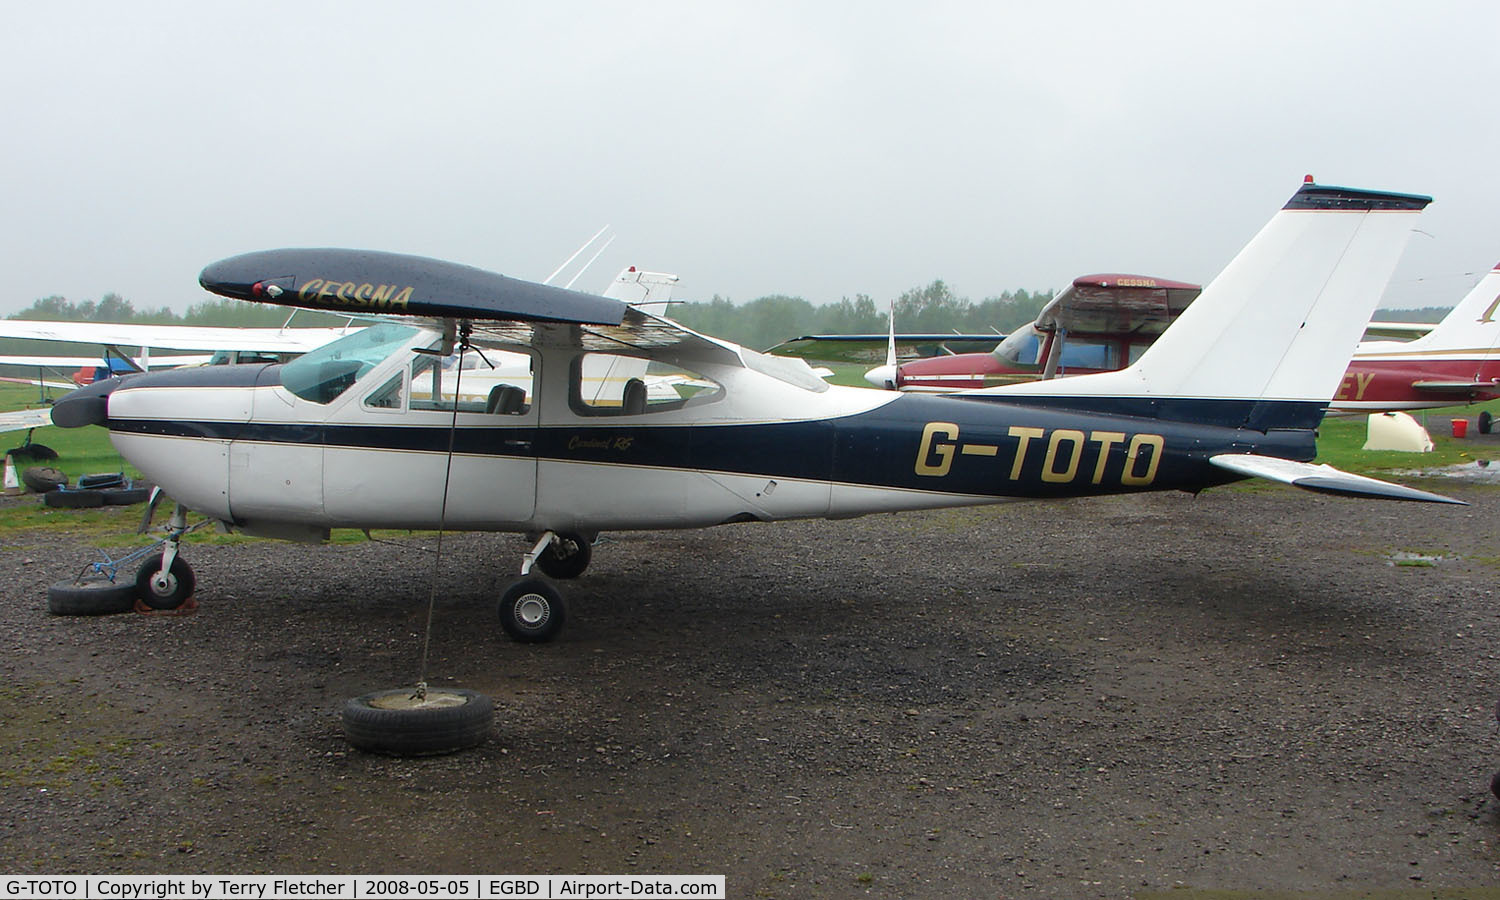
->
[51, 375, 130, 428]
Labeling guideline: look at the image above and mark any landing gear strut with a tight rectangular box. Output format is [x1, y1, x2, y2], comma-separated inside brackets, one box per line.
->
[496, 531, 595, 642]
[136, 502, 196, 611]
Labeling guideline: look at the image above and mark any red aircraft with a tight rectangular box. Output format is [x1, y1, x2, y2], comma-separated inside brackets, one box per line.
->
[875, 265, 1500, 426]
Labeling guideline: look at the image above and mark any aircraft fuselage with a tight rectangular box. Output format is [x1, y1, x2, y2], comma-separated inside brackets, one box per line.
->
[95, 340, 1313, 539]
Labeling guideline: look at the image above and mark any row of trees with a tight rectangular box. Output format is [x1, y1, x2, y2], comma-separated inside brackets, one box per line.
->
[11, 293, 351, 328]
[9, 288, 1457, 353]
[670, 281, 1056, 350]
[6, 283, 1059, 351]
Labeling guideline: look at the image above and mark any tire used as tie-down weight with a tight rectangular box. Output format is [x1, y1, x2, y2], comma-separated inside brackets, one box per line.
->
[47, 576, 138, 616]
[341, 688, 494, 756]
[21, 466, 67, 494]
[44, 488, 105, 509]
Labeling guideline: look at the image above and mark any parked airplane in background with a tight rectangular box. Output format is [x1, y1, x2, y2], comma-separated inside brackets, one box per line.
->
[51, 179, 1461, 649]
[1327, 262, 1500, 416]
[860, 274, 1202, 390]
[857, 261, 1497, 424]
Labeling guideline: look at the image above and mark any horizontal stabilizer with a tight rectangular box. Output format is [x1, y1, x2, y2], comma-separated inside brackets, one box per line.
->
[1209, 454, 1465, 505]
[1411, 380, 1493, 394]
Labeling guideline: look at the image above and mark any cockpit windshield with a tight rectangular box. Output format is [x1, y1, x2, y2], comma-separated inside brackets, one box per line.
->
[281, 322, 420, 404]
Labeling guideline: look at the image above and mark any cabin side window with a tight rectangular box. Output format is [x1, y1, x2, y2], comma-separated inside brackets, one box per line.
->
[570, 353, 722, 416]
[408, 346, 534, 416]
[363, 372, 406, 412]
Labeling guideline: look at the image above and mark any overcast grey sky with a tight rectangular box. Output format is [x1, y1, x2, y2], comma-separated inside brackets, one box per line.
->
[3, 1, 1496, 316]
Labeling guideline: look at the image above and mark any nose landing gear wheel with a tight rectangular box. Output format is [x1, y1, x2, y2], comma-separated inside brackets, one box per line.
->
[135, 552, 195, 610]
[499, 578, 566, 642]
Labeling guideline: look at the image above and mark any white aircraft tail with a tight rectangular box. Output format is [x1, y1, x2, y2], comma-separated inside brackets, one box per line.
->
[604, 266, 680, 316]
[1399, 263, 1500, 352]
[984, 179, 1430, 416]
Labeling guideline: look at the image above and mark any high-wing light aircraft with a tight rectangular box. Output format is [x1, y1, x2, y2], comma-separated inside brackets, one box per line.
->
[859, 275, 1203, 390]
[1327, 262, 1500, 415]
[876, 268, 1500, 420]
[0, 319, 357, 364]
[50, 181, 1463, 643]
[883, 267, 1500, 420]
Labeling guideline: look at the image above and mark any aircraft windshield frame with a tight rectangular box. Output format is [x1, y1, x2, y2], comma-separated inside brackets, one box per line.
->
[280, 322, 422, 404]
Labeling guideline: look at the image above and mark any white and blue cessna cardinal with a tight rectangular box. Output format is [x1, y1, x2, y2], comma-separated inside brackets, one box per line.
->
[51, 180, 1463, 640]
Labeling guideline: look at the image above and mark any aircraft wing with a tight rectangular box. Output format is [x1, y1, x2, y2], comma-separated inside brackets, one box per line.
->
[1035, 274, 1201, 336]
[0, 408, 56, 433]
[1208, 454, 1464, 504]
[0, 353, 213, 368]
[1363, 321, 1435, 340]
[0, 320, 352, 353]
[766, 334, 1004, 364]
[198, 248, 760, 371]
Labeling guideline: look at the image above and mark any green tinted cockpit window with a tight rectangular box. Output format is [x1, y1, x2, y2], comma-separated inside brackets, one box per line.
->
[281, 322, 420, 404]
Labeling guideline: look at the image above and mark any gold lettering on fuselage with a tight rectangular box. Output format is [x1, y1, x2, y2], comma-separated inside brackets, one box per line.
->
[1334, 371, 1377, 401]
[915, 422, 960, 476]
[1041, 429, 1085, 483]
[297, 278, 414, 311]
[1121, 434, 1165, 485]
[1007, 426, 1045, 480]
[917, 422, 1165, 487]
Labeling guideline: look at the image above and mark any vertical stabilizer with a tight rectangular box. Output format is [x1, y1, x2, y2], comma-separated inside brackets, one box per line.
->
[605, 267, 680, 316]
[1402, 263, 1500, 351]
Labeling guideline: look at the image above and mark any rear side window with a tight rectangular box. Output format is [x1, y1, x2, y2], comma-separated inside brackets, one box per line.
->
[571, 353, 721, 416]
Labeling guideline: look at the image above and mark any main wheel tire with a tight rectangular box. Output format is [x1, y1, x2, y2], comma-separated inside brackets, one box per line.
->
[47, 577, 138, 616]
[21, 466, 67, 493]
[498, 578, 566, 643]
[134, 553, 195, 610]
[341, 688, 493, 756]
[44, 489, 105, 508]
[535, 533, 592, 580]
[1480, 410, 1493, 435]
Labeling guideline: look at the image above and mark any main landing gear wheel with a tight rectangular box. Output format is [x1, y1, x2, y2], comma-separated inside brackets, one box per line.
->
[341, 688, 493, 756]
[535, 532, 592, 580]
[1479, 410, 1493, 435]
[46, 577, 137, 616]
[499, 578, 566, 643]
[135, 552, 195, 610]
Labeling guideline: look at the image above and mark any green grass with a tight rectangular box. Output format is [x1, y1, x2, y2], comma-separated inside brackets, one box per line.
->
[1312, 404, 1500, 474]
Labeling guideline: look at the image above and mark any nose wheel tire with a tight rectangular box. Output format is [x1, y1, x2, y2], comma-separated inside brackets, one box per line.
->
[135, 552, 196, 610]
[534, 532, 592, 580]
[341, 688, 493, 756]
[499, 578, 566, 642]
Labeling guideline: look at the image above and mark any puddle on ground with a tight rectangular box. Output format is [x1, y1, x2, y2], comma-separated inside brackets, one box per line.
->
[1397, 460, 1500, 482]
[1386, 551, 1450, 567]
